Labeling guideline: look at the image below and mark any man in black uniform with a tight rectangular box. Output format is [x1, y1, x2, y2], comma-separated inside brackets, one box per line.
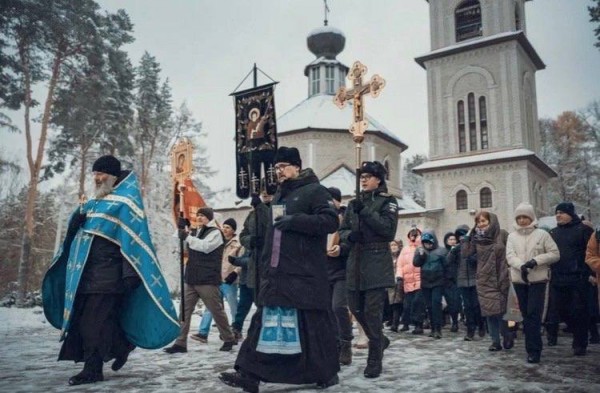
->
[220, 146, 340, 392]
[340, 161, 398, 378]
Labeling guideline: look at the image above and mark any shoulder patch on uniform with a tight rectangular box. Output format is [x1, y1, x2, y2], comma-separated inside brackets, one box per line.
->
[379, 192, 391, 197]
[388, 202, 398, 212]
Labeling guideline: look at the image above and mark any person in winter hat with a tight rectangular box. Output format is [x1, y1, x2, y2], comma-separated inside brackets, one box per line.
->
[193, 217, 242, 344]
[547, 202, 594, 355]
[339, 160, 398, 378]
[220, 146, 340, 391]
[413, 230, 447, 339]
[506, 202, 560, 363]
[442, 231, 461, 333]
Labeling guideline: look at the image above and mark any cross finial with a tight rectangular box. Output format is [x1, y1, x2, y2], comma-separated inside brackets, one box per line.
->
[323, 0, 330, 26]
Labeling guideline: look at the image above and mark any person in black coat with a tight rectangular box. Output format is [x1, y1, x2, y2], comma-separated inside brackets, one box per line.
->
[339, 161, 398, 379]
[220, 146, 340, 392]
[547, 202, 594, 356]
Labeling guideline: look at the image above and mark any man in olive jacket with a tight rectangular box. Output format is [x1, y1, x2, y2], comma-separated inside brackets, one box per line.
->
[339, 161, 398, 379]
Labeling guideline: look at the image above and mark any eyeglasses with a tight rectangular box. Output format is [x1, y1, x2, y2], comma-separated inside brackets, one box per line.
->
[359, 174, 374, 180]
[274, 163, 292, 172]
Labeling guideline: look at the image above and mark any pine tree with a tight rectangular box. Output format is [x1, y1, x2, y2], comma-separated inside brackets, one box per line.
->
[45, 10, 135, 196]
[403, 154, 428, 207]
[134, 52, 173, 196]
[0, 0, 135, 305]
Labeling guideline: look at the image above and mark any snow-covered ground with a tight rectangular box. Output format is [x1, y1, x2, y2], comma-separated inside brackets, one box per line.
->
[1, 306, 599, 392]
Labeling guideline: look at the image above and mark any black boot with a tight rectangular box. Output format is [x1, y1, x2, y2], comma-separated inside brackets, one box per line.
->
[478, 320, 487, 337]
[363, 341, 383, 378]
[316, 374, 339, 389]
[464, 328, 475, 341]
[69, 353, 104, 386]
[546, 324, 558, 346]
[450, 318, 459, 333]
[219, 371, 260, 393]
[433, 328, 442, 339]
[339, 340, 352, 365]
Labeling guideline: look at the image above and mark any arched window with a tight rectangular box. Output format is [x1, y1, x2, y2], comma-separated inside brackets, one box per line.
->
[456, 190, 468, 210]
[455, 0, 482, 42]
[480, 187, 492, 208]
[479, 96, 488, 149]
[457, 100, 466, 152]
[468, 93, 477, 151]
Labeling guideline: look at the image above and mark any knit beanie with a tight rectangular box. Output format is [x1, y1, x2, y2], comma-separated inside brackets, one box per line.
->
[197, 207, 214, 221]
[555, 202, 577, 219]
[92, 155, 121, 177]
[223, 218, 237, 232]
[514, 202, 536, 222]
[327, 187, 342, 202]
[454, 224, 469, 238]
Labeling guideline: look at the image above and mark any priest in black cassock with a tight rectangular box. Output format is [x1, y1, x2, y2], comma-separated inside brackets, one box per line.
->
[220, 147, 340, 392]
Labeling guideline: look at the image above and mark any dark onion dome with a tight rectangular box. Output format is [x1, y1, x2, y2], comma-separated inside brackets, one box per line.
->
[307, 26, 346, 59]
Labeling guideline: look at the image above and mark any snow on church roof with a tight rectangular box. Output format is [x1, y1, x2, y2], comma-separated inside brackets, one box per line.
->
[277, 94, 408, 150]
[413, 148, 557, 177]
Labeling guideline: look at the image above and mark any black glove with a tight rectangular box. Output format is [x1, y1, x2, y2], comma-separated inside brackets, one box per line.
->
[274, 215, 294, 231]
[523, 259, 537, 269]
[178, 229, 188, 241]
[520, 265, 529, 283]
[352, 200, 365, 214]
[228, 255, 238, 265]
[123, 276, 141, 291]
[348, 230, 364, 244]
[224, 271, 238, 285]
[68, 212, 87, 232]
[249, 236, 264, 249]
[177, 217, 190, 229]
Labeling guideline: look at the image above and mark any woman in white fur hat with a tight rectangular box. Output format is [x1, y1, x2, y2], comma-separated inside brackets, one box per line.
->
[506, 202, 560, 364]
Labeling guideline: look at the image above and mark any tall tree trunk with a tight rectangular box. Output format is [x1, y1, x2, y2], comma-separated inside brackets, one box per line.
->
[16, 50, 63, 306]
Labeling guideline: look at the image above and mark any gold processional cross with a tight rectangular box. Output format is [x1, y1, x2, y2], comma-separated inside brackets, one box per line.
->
[333, 60, 386, 165]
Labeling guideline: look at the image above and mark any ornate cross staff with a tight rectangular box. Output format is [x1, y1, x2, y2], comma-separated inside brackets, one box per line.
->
[334, 60, 386, 171]
[333, 60, 385, 311]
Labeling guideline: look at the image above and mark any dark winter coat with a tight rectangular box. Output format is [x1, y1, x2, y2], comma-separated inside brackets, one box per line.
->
[78, 236, 137, 294]
[185, 226, 224, 286]
[327, 208, 350, 282]
[340, 184, 398, 291]
[550, 216, 594, 286]
[413, 231, 447, 289]
[461, 213, 509, 317]
[258, 168, 338, 310]
[442, 232, 459, 286]
[78, 171, 138, 294]
[239, 202, 270, 289]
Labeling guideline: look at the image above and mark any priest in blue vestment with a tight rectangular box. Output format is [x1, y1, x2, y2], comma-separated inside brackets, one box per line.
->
[42, 155, 180, 386]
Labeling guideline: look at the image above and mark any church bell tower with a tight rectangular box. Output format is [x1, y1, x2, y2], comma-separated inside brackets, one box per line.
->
[413, 0, 556, 230]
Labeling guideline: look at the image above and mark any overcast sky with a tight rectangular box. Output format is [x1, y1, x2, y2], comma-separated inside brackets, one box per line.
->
[5, 0, 600, 195]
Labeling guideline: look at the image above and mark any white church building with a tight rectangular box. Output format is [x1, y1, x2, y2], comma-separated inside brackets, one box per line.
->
[216, 0, 556, 239]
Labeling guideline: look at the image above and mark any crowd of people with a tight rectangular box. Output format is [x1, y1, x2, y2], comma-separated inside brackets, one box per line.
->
[43, 150, 600, 392]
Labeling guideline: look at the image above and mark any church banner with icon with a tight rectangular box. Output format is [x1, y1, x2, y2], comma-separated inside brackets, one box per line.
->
[233, 83, 278, 198]
[170, 138, 207, 228]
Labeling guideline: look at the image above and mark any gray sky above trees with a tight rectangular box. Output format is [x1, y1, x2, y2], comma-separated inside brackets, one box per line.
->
[6, 0, 600, 194]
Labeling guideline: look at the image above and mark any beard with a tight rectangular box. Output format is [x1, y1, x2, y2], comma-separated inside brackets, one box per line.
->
[94, 175, 118, 199]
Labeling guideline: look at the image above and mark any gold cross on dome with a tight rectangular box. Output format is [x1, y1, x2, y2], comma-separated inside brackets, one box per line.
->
[334, 61, 386, 143]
